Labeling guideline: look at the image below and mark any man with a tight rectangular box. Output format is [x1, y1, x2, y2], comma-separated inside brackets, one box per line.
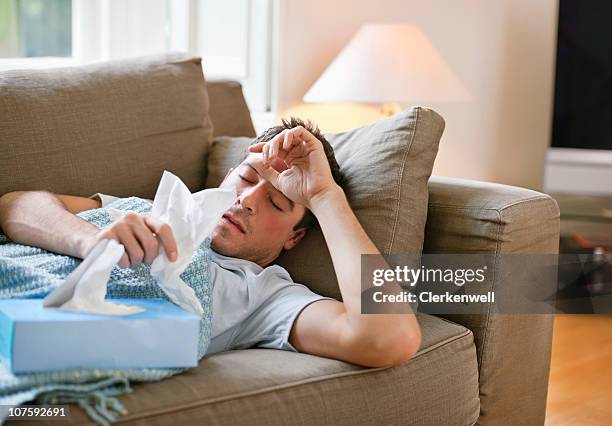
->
[0, 119, 421, 368]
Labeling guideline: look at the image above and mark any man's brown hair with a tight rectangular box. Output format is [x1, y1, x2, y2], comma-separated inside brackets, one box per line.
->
[250, 117, 343, 230]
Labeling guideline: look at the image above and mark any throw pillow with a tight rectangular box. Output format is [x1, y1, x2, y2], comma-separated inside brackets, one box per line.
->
[205, 136, 254, 188]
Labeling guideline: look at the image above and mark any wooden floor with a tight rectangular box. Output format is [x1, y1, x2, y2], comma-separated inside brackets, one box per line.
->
[545, 315, 612, 425]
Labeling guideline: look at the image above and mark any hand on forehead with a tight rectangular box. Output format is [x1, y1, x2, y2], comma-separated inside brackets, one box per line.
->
[242, 153, 297, 208]
[247, 152, 288, 175]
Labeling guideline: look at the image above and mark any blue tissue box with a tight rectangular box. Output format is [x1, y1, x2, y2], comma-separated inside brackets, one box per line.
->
[0, 298, 200, 373]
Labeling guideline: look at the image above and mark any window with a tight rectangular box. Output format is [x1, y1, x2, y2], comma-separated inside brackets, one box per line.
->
[0, 0, 274, 118]
[168, 0, 274, 114]
[0, 0, 72, 58]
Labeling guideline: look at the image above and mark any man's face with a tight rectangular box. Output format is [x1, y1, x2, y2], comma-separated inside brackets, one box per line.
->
[210, 153, 307, 266]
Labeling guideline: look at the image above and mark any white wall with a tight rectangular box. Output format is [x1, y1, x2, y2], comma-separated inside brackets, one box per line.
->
[274, 0, 558, 190]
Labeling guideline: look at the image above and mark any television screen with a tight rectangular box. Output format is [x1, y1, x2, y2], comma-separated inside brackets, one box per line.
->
[551, 0, 612, 151]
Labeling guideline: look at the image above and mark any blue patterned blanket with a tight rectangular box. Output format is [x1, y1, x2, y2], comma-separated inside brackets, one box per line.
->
[0, 197, 214, 425]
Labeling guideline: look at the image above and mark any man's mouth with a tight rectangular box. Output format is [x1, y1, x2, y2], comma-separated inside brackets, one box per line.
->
[221, 212, 246, 234]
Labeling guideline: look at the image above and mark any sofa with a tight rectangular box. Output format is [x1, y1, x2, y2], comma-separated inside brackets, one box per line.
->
[0, 54, 560, 425]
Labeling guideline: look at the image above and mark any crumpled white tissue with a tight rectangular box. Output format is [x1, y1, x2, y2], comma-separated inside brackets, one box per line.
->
[43, 238, 143, 315]
[43, 171, 236, 316]
[147, 171, 236, 315]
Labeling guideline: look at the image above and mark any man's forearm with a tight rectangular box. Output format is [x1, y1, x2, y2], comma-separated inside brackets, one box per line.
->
[310, 186, 417, 335]
[0, 191, 98, 258]
[310, 186, 378, 314]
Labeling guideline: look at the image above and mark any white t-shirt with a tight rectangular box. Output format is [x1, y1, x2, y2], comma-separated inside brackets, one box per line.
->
[90, 193, 334, 356]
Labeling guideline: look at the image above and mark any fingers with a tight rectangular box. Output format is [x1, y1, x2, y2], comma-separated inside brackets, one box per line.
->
[263, 142, 271, 162]
[251, 126, 317, 166]
[274, 129, 299, 160]
[113, 220, 145, 268]
[119, 253, 130, 269]
[283, 142, 305, 165]
[104, 212, 178, 269]
[284, 126, 318, 149]
[283, 128, 301, 150]
[248, 142, 266, 153]
[97, 231, 130, 268]
[269, 130, 286, 160]
[131, 221, 160, 265]
[249, 138, 289, 162]
[144, 216, 178, 262]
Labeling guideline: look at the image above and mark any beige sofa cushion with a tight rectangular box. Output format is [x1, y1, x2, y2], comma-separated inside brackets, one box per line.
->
[207, 81, 256, 138]
[205, 136, 253, 188]
[206, 107, 445, 299]
[0, 53, 212, 199]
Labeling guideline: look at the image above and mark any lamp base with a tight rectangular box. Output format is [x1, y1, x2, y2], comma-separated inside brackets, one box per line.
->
[381, 103, 401, 116]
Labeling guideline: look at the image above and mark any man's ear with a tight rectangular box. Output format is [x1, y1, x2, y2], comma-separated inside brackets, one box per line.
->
[283, 228, 307, 251]
[219, 167, 234, 185]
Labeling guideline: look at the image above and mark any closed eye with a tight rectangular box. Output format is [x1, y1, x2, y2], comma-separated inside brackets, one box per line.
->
[269, 196, 283, 212]
[239, 175, 255, 184]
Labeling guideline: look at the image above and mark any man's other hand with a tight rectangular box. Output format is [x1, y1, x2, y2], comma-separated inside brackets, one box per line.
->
[84, 212, 178, 269]
[248, 126, 339, 209]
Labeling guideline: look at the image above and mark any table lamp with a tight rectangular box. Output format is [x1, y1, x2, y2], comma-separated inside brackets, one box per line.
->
[303, 23, 470, 115]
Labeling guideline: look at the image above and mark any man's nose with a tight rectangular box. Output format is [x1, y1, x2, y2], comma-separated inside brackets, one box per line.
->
[237, 184, 264, 214]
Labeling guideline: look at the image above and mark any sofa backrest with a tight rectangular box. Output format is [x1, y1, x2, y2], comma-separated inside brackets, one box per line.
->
[0, 53, 254, 200]
[207, 79, 256, 139]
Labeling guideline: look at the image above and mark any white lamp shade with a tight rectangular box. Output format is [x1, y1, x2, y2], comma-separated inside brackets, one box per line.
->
[303, 24, 471, 104]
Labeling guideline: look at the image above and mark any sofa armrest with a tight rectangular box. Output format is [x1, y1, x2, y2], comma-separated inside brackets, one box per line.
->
[425, 176, 560, 254]
[423, 176, 560, 425]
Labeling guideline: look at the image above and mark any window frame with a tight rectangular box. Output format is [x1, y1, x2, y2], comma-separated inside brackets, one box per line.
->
[0, 0, 275, 122]
[169, 0, 273, 114]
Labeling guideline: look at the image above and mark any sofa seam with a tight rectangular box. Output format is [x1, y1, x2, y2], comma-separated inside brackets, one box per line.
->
[427, 195, 553, 213]
[387, 107, 419, 254]
[476, 208, 501, 381]
[497, 195, 556, 211]
[116, 329, 474, 422]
